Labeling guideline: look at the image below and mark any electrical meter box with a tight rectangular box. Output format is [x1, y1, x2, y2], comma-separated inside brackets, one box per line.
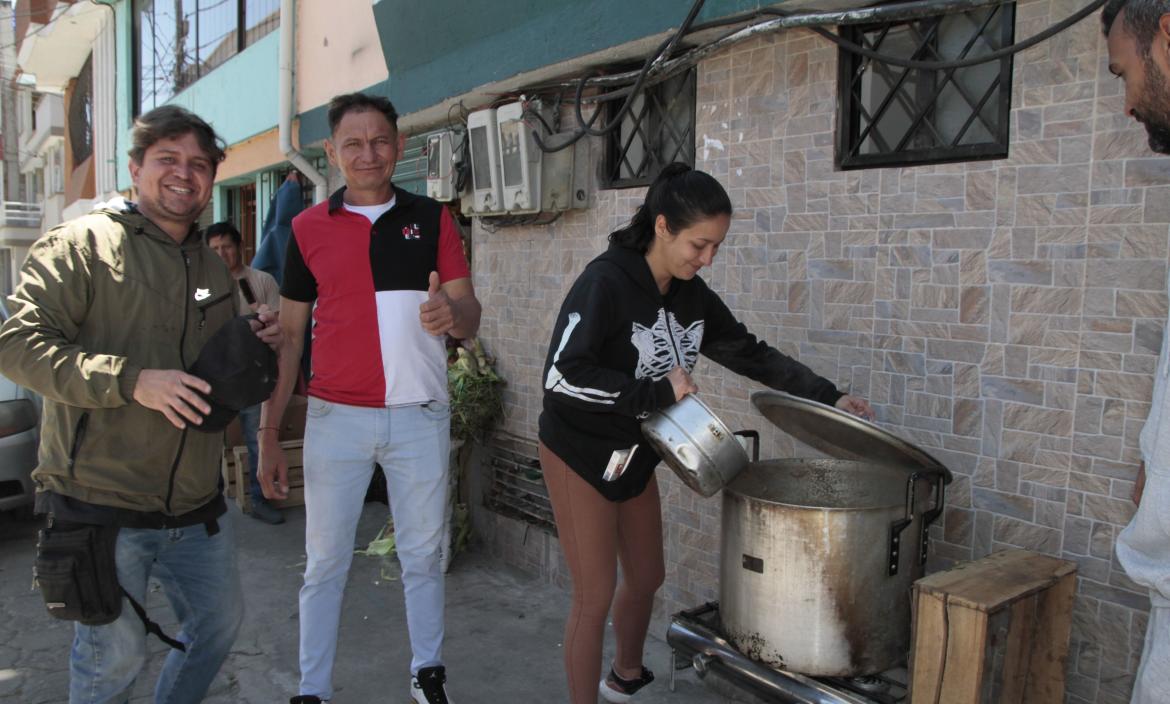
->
[425, 131, 455, 202]
[496, 101, 542, 214]
[541, 136, 591, 212]
[540, 133, 574, 212]
[464, 108, 503, 215]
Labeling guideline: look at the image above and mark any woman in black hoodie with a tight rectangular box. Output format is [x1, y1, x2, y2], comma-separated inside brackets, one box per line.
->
[539, 163, 873, 703]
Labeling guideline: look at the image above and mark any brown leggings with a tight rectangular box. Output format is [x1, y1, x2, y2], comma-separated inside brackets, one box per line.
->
[540, 443, 666, 704]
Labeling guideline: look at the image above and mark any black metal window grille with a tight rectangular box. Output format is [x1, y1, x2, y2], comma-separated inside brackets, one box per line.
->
[485, 432, 555, 534]
[133, 0, 280, 115]
[835, 3, 1015, 170]
[604, 68, 696, 189]
[69, 55, 94, 166]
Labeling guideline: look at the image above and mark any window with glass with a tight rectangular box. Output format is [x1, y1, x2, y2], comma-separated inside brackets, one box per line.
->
[835, 3, 1015, 169]
[134, 0, 280, 114]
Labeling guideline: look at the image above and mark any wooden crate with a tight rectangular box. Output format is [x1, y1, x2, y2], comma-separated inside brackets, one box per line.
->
[226, 439, 305, 512]
[909, 549, 1077, 704]
[221, 396, 307, 501]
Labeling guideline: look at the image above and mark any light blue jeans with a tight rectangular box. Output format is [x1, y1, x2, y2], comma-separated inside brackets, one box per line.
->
[298, 398, 451, 700]
[69, 515, 242, 704]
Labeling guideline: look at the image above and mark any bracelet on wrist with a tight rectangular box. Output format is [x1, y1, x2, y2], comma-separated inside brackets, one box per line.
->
[258, 426, 280, 433]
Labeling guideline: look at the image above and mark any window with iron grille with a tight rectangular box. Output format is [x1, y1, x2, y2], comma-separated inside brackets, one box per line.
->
[603, 68, 696, 189]
[133, 0, 280, 115]
[835, 3, 1015, 170]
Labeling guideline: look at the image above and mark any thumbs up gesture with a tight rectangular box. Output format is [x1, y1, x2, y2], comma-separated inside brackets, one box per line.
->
[419, 271, 455, 336]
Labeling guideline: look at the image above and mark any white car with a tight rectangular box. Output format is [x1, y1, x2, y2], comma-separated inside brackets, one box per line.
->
[0, 300, 38, 512]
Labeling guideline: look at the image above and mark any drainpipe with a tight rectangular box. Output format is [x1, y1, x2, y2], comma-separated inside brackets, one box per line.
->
[278, 0, 327, 202]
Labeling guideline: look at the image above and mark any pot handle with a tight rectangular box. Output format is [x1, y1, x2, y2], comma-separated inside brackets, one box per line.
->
[733, 430, 759, 462]
[887, 472, 922, 576]
[918, 473, 946, 565]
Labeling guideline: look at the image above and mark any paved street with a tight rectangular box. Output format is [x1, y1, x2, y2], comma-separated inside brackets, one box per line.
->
[0, 502, 749, 703]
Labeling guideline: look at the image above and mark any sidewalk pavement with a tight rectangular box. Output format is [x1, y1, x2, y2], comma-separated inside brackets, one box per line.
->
[0, 501, 751, 703]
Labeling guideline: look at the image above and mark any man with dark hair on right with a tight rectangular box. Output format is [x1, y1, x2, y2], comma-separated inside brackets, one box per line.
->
[259, 92, 481, 704]
[1104, 1, 1170, 699]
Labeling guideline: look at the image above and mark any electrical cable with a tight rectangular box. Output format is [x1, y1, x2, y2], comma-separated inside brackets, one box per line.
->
[572, 0, 707, 138]
[480, 210, 562, 232]
[798, 0, 1108, 71]
[529, 0, 1104, 120]
[533, 0, 708, 152]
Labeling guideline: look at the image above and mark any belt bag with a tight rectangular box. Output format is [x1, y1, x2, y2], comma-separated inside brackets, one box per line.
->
[32, 520, 188, 650]
[33, 522, 121, 625]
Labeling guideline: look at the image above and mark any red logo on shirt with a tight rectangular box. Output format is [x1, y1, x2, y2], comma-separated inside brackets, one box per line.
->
[402, 223, 421, 240]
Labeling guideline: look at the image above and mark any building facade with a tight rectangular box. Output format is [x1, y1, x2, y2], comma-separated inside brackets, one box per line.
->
[6, 0, 1163, 701]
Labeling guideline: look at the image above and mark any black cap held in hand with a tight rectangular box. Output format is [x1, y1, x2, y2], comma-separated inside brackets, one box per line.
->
[188, 315, 277, 432]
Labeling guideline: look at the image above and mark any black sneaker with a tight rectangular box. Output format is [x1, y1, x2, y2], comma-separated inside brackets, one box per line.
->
[289, 696, 323, 704]
[599, 665, 655, 703]
[410, 665, 451, 703]
[250, 498, 286, 525]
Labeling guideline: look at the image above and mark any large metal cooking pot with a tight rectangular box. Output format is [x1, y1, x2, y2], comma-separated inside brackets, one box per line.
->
[641, 395, 759, 497]
[719, 458, 945, 677]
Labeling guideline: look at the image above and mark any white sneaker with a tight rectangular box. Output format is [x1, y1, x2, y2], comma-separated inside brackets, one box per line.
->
[410, 665, 452, 704]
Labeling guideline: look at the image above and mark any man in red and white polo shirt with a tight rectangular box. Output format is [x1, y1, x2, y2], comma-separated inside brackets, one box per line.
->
[258, 92, 480, 704]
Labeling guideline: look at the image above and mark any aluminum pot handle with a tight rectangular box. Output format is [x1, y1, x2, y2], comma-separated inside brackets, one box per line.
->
[918, 473, 946, 565]
[733, 430, 759, 462]
[887, 472, 922, 577]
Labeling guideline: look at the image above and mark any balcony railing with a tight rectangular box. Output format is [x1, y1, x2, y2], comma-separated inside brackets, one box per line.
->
[0, 202, 42, 228]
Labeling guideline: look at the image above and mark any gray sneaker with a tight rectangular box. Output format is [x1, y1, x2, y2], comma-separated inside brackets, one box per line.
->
[249, 499, 285, 524]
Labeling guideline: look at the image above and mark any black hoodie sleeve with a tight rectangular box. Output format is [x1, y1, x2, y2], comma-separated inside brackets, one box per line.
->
[544, 276, 676, 417]
[699, 285, 843, 406]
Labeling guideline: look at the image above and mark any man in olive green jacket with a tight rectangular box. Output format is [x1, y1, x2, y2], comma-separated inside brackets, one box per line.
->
[0, 105, 277, 704]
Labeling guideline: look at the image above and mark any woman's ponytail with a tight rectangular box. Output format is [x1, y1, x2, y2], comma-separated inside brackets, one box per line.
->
[608, 163, 730, 253]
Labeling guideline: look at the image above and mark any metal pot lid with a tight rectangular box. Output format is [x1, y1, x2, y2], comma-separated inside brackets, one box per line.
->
[751, 390, 953, 484]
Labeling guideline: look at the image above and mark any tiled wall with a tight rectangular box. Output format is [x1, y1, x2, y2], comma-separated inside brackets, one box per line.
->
[469, 2, 1161, 700]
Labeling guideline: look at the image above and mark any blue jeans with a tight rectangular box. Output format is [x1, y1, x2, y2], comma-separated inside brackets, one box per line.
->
[69, 515, 243, 704]
[238, 403, 264, 504]
[298, 398, 450, 699]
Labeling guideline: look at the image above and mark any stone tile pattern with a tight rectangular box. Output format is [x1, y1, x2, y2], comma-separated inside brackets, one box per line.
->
[468, 4, 1162, 701]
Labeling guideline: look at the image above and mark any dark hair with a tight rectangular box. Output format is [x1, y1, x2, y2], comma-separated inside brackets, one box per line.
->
[608, 163, 733, 254]
[204, 221, 241, 246]
[328, 93, 399, 135]
[1103, 0, 1170, 55]
[128, 105, 226, 170]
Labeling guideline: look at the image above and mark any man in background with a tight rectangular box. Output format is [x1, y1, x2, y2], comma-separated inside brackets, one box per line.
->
[207, 220, 285, 525]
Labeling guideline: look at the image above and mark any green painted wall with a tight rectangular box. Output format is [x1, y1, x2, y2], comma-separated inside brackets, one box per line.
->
[300, 0, 779, 146]
[114, 0, 779, 189]
[115, 10, 282, 191]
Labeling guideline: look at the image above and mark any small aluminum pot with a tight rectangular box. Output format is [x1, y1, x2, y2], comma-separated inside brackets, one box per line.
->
[641, 395, 759, 497]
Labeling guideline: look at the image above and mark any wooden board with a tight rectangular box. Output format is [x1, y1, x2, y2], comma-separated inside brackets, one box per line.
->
[227, 439, 305, 512]
[914, 548, 1078, 612]
[909, 550, 1076, 704]
[909, 591, 948, 702]
[1023, 570, 1076, 702]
